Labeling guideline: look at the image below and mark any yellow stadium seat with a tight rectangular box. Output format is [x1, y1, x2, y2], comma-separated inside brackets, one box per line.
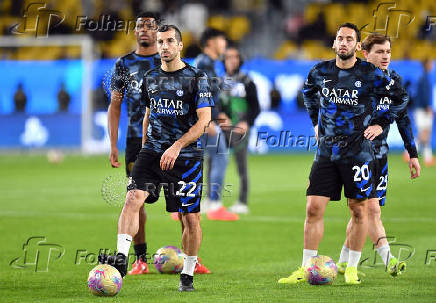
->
[304, 4, 322, 23]
[274, 41, 297, 60]
[207, 15, 228, 32]
[228, 16, 250, 41]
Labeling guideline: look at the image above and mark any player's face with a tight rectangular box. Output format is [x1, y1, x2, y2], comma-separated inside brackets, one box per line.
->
[333, 27, 361, 60]
[135, 18, 158, 47]
[157, 29, 183, 62]
[224, 48, 240, 74]
[364, 41, 391, 70]
[214, 36, 227, 56]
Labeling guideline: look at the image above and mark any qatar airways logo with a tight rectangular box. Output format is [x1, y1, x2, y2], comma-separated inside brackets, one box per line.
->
[322, 88, 359, 106]
[377, 96, 392, 111]
[150, 98, 184, 115]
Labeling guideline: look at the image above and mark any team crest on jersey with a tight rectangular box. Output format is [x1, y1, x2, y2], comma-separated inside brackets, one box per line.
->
[354, 81, 361, 88]
[176, 89, 184, 97]
[385, 79, 395, 91]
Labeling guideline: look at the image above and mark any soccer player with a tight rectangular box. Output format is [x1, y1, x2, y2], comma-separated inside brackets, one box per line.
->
[108, 12, 210, 276]
[336, 33, 421, 276]
[108, 12, 161, 275]
[194, 28, 239, 220]
[100, 24, 213, 292]
[219, 43, 260, 214]
[278, 23, 408, 285]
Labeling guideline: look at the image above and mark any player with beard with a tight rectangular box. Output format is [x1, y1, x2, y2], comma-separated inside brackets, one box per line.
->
[108, 11, 161, 275]
[336, 33, 421, 277]
[108, 13, 210, 275]
[100, 25, 213, 291]
[278, 23, 408, 285]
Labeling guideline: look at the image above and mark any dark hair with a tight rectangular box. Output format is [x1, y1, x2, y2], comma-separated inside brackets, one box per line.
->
[200, 28, 226, 48]
[362, 33, 391, 52]
[136, 11, 161, 25]
[158, 24, 182, 42]
[337, 22, 361, 42]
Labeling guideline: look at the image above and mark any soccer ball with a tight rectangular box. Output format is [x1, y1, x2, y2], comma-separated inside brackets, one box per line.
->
[306, 255, 338, 285]
[88, 264, 123, 296]
[153, 245, 184, 274]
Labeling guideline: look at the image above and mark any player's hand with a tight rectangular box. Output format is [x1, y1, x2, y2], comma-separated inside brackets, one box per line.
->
[409, 157, 421, 179]
[314, 125, 318, 141]
[364, 125, 383, 141]
[160, 142, 182, 170]
[109, 147, 121, 168]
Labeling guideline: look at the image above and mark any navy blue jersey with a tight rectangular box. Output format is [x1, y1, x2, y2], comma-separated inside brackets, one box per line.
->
[303, 58, 409, 163]
[111, 52, 161, 138]
[193, 53, 220, 119]
[372, 69, 418, 159]
[141, 63, 214, 158]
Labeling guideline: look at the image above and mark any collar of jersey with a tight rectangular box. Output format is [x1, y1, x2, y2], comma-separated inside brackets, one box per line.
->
[159, 62, 189, 74]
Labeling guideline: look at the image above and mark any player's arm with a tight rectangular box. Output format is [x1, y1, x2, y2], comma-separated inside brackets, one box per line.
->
[108, 91, 123, 167]
[141, 75, 152, 147]
[160, 107, 212, 170]
[396, 109, 421, 179]
[142, 107, 150, 146]
[302, 66, 321, 138]
[108, 59, 128, 168]
[160, 71, 214, 171]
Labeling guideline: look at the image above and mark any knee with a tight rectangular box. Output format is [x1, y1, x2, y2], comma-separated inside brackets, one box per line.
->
[367, 201, 381, 220]
[124, 190, 144, 210]
[349, 203, 366, 220]
[182, 214, 201, 231]
[306, 202, 323, 220]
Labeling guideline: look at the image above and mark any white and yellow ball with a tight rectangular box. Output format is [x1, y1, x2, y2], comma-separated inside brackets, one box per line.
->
[88, 264, 123, 296]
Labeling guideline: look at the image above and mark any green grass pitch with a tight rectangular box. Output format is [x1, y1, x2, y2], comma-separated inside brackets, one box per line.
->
[1, 153, 435, 302]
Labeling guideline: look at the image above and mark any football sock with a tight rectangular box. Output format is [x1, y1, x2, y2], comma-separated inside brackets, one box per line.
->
[302, 249, 318, 267]
[376, 244, 393, 266]
[338, 245, 349, 263]
[181, 255, 197, 276]
[347, 250, 361, 268]
[117, 234, 132, 257]
[133, 243, 147, 261]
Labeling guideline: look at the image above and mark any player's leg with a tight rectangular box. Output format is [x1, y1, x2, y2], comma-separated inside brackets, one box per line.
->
[98, 189, 149, 277]
[128, 205, 149, 274]
[337, 218, 352, 274]
[278, 195, 329, 284]
[125, 139, 150, 275]
[347, 198, 368, 263]
[367, 158, 406, 276]
[100, 151, 159, 277]
[229, 135, 249, 214]
[279, 158, 338, 284]
[164, 157, 205, 290]
[341, 160, 375, 284]
[179, 212, 202, 290]
[179, 213, 210, 274]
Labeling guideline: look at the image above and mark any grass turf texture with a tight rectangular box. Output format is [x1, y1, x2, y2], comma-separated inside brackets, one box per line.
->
[1, 154, 435, 303]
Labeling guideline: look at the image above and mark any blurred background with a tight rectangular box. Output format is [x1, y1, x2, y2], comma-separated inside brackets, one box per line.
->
[0, 0, 435, 153]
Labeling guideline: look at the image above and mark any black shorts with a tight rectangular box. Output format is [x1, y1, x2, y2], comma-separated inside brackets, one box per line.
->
[374, 157, 388, 206]
[125, 137, 142, 177]
[129, 149, 203, 213]
[307, 157, 377, 201]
